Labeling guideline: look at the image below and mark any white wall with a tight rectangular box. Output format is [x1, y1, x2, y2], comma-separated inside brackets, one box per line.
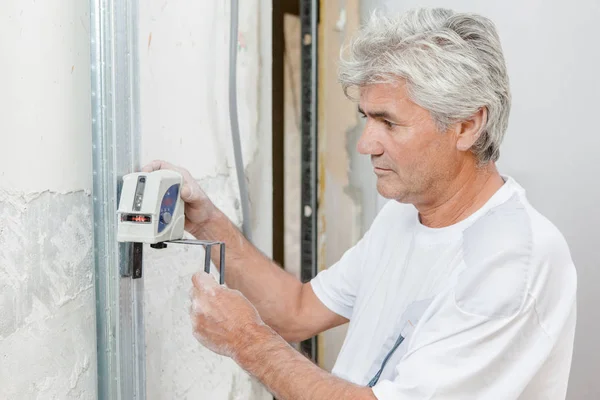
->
[362, 0, 600, 398]
[0, 1, 97, 399]
[139, 1, 272, 398]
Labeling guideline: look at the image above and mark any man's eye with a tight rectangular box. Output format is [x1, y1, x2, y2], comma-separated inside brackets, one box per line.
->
[383, 120, 395, 128]
[359, 114, 367, 119]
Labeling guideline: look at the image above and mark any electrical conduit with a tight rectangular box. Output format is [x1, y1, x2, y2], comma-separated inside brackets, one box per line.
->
[229, 0, 252, 241]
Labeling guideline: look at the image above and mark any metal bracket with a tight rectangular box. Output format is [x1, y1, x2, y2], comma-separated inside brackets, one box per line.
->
[150, 240, 226, 285]
[132, 242, 143, 279]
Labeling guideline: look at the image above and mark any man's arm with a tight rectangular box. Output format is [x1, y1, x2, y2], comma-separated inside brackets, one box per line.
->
[237, 324, 377, 400]
[143, 160, 347, 342]
[190, 271, 376, 400]
[194, 210, 347, 342]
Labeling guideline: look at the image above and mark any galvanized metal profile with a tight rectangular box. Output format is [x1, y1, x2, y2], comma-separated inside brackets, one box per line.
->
[300, 0, 319, 363]
[90, 0, 145, 398]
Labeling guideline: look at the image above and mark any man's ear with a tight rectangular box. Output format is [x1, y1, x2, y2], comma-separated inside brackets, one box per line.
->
[456, 108, 488, 152]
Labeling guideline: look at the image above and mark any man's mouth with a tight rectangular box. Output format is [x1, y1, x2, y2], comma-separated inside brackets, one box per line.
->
[373, 166, 393, 173]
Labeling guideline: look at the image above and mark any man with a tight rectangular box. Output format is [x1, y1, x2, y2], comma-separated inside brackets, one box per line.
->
[144, 8, 576, 399]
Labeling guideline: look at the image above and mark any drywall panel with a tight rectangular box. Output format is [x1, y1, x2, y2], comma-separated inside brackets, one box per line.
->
[0, 1, 97, 399]
[362, 1, 600, 398]
[139, 1, 272, 398]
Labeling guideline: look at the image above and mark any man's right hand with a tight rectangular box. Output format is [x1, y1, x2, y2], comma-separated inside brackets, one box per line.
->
[142, 160, 218, 238]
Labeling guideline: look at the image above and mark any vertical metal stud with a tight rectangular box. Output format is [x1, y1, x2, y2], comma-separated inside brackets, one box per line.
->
[300, 0, 319, 363]
[204, 245, 212, 274]
[90, 0, 145, 398]
[219, 243, 226, 285]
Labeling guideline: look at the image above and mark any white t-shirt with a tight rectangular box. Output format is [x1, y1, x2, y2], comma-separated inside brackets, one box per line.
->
[311, 177, 577, 399]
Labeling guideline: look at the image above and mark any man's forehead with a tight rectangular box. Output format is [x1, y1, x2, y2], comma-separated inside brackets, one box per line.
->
[358, 82, 410, 110]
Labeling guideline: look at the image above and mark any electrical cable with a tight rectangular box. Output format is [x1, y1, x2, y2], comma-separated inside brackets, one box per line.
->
[229, 0, 252, 241]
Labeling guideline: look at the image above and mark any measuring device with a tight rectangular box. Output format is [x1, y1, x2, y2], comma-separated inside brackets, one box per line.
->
[116, 170, 225, 283]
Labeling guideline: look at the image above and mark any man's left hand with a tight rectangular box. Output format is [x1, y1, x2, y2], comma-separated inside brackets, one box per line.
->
[189, 270, 377, 400]
[189, 271, 264, 358]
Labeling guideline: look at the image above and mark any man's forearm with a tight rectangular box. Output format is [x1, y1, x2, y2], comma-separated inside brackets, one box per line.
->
[193, 210, 304, 337]
[236, 324, 377, 400]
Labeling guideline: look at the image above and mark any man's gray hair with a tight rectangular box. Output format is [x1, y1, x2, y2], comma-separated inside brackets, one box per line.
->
[339, 8, 511, 164]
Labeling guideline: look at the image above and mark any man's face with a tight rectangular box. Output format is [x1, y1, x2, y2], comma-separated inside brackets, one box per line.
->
[357, 81, 462, 204]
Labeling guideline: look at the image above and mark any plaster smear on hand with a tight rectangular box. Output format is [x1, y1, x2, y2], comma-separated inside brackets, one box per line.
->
[0, 191, 97, 399]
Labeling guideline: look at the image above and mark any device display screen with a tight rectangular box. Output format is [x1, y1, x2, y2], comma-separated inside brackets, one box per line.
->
[121, 214, 152, 223]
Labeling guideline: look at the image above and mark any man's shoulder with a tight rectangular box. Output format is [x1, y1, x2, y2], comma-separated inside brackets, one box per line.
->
[456, 190, 575, 319]
[464, 189, 572, 265]
[525, 203, 573, 266]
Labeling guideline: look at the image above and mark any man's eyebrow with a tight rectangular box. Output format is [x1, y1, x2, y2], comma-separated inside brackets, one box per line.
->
[357, 106, 397, 121]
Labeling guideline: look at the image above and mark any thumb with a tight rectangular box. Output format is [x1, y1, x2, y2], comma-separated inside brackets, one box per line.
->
[180, 182, 208, 205]
[180, 184, 194, 202]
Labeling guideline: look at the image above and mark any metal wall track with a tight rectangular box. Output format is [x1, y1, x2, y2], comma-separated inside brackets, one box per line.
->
[90, 0, 145, 398]
[299, 0, 319, 363]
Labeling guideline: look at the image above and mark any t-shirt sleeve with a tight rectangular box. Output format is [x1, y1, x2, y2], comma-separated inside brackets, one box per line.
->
[310, 229, 372, 320]
[310, 200, 403, 319]
[371, 255, 577, 400]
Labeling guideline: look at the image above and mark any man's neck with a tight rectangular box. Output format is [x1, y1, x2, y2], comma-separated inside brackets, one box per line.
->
[417, 162, 504, 228]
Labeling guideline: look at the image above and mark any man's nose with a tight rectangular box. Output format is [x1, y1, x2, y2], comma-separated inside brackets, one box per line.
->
[357, 124, 384, 155]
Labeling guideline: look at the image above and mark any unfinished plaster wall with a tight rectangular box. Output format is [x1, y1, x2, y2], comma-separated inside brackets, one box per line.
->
[0, 1, 97, 399]
[139, 1, 272, 398]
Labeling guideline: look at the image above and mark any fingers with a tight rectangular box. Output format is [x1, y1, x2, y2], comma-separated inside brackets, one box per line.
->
[188, 276, 217, 317]
[189, 287, 202, 313]
[141, 159, 174, 173]
[141, 160, 190, 177]
[192, 271, 218, 292]
[140, 160, 204, 202]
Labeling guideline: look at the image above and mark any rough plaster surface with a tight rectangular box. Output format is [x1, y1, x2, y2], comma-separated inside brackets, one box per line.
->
[140, 0, 272, 398]
[0, 190, 97, 399]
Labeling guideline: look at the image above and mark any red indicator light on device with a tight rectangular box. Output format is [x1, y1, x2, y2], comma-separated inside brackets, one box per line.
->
[122, 214, 152, 223]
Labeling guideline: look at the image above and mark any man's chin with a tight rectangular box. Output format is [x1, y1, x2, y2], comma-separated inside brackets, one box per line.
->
[377, 178, 417, 204]
[376, 181, 404, 202]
